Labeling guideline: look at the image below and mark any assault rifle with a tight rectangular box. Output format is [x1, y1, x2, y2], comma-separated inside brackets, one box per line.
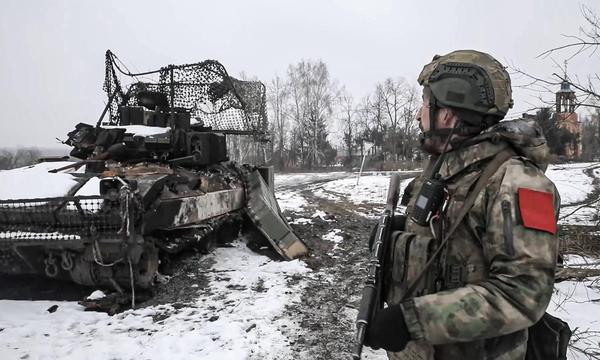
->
[352, 173, 401, 359]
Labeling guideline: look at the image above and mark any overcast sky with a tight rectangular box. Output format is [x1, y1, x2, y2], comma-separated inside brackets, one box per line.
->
[0, 0, 598, 149]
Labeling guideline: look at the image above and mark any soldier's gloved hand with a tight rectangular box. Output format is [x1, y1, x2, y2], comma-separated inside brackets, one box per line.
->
[364, 305, 410, 352]
[368, 215, 407, 251]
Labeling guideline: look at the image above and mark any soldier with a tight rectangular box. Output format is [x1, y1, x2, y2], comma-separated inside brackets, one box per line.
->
[364, 50, 561, 359]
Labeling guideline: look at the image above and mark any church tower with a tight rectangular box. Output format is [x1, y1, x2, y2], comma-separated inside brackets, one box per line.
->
[556, 64, 582, 159]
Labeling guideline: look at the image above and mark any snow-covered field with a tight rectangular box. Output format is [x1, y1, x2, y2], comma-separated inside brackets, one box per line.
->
[546, 163, 600, 226]
[550, 255, 600, 360]
[0, 243, 310, 360]
[0, 164, 599, 359]
[546, 163, 597, 206]
[318, 174, 416, 206]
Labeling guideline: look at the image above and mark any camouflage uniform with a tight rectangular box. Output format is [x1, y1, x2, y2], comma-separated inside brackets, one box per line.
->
[386, 118, 560, 359]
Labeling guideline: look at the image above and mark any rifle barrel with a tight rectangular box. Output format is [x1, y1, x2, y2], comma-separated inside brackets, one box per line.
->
[352, 173, 401, 359]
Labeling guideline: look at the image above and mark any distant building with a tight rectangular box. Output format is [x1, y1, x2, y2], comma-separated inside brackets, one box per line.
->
[556, 77, 582, 159]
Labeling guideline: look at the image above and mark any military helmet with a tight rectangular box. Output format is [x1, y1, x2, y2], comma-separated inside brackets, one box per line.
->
[418, 50, 514, 120]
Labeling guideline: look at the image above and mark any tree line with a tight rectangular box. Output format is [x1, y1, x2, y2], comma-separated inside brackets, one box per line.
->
[263, 57, 600, 171]
[0, 148, 41, 170]
[266, 60, 422, 171]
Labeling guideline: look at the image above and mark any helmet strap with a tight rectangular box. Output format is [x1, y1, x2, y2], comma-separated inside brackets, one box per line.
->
[430, 122, 459, 175]
[422, 95, 460, 139]
[427, 87, 438, 134]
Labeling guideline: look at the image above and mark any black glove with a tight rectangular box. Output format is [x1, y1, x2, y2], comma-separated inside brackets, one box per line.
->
[364, 305, 411, 352]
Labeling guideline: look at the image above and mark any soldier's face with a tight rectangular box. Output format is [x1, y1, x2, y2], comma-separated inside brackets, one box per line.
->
[417, 94, 431, 132]
[417, 93, 459, 154]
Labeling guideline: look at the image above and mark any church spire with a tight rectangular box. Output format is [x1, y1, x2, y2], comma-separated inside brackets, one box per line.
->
[555, 59, 581, 159]
[556, 60, 576, 114]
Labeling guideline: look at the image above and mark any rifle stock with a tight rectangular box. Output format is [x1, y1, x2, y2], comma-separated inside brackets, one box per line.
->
[352, 173, 401, 359]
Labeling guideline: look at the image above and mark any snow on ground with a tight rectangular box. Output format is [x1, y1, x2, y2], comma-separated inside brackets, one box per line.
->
[101, 125, 171, 136]
[275, 171, 416, 214]
[274, 172, 346, 191]
[0, 242, 310, 360]
[318, 173, 415, 205]
[312, 210, 332, 221]
[275, 172, 348, 213]
[0, 161, 81, 200]
[276, 190, 307, 213]
[549, 255, 600, 360]
[321, 175, 389, 204]
[322, 229, 343, 253]
[289, 217, 313, 225]
[546, 163, 597, 206]
[549, 279, 600, 360]
[312, 187, 342, 202]
[275, 172, 349, 213]
[559, 205, 599, 226]
[545, 162, 600, 225]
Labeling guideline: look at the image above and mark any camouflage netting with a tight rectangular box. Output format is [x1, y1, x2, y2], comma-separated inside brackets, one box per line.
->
[0, 196, 122, 243]
[103, 50, 268, 134]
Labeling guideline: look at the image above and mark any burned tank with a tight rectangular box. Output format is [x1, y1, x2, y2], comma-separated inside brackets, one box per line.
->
[0, 50, 307, 292]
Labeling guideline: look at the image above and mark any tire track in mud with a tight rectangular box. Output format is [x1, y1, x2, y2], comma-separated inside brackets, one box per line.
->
[279, 173, 414, 360]
[284, 191, 377, 359]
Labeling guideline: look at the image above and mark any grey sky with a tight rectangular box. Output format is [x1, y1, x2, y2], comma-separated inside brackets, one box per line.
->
[0, 0, 597, 148]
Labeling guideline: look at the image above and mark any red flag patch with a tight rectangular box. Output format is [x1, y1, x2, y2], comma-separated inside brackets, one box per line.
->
[518, 188, 557, 234]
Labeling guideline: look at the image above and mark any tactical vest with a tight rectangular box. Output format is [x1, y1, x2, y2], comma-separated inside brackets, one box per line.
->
[386, 159, 491, 304]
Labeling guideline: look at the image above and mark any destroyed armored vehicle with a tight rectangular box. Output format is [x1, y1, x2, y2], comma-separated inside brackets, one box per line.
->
[0, 51, 306, 292]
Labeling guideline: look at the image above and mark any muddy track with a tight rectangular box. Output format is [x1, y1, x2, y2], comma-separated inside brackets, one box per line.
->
[281, 173, 415, 359]
[285, 191, 375, 359]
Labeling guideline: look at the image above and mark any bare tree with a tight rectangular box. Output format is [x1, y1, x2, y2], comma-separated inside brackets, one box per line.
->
[582, 106, 600, 161]
[379, 78, 421, 161]
[269, 61, 422, 170]
[357, 88, 387, 159]
[286, 60, 338, 169]
[397, 84, 421, 161]
[338, 88, 358, 168]
[512, 5, 600, 108]
[0, 150, 15, 170]
[353, 79, 421, 167]
[267, 75, 289, 169]
[508, 5, 600, 161]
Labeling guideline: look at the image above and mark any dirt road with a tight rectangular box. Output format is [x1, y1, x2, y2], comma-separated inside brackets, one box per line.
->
[278, 171, 415, 360]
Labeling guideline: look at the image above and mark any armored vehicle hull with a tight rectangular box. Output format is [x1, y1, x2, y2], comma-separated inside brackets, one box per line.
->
[0, 161, 305, 290]
[0, 51, 307, 292]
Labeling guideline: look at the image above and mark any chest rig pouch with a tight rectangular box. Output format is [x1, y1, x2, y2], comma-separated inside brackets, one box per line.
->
[385, 231, 437, 304]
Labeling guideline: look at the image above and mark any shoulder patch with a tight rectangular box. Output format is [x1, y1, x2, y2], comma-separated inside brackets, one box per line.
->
[518, 188, 557, 234]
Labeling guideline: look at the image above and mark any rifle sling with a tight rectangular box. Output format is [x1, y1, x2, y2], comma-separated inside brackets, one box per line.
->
[401, 149, 514, 301]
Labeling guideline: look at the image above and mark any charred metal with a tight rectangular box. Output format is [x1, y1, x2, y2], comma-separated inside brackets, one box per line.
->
[0, 51, 307, 296]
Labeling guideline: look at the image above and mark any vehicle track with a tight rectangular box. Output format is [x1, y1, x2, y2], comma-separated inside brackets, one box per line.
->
[279, 172, 415, 360]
